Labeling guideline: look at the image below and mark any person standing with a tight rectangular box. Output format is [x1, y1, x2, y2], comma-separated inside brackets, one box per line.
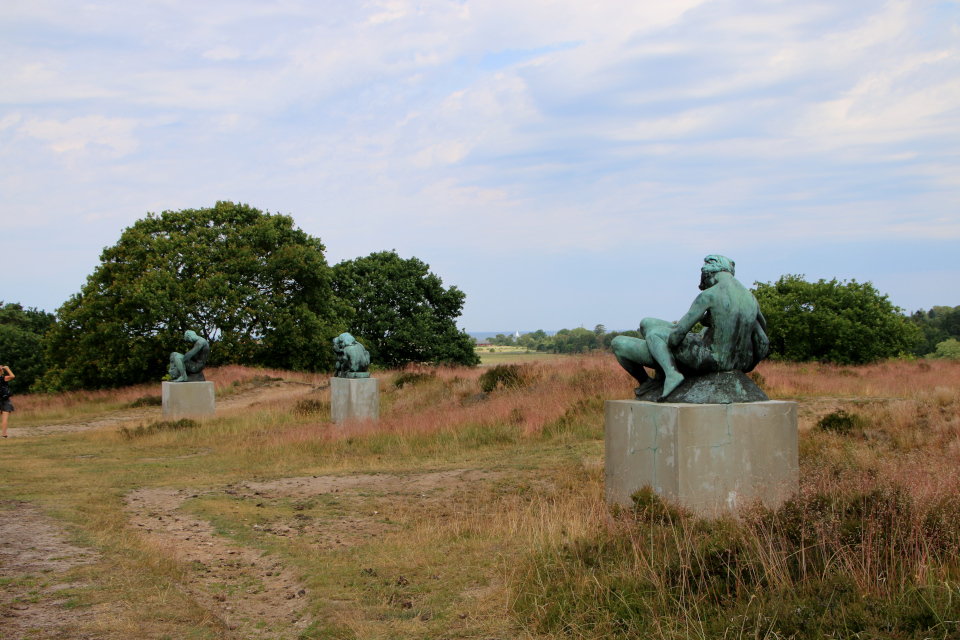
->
[1, 364, 14, 438]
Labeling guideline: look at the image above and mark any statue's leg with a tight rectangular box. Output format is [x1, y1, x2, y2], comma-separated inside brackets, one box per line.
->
[611, 336, 655, 384]
[642, 326, 684, 400]
[170, 353, 188, 382]
[639, 317, 674, 337]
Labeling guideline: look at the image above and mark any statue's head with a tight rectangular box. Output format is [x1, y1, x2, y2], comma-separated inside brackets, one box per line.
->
[337, 332, 357, 347]
[700, 255, 735, 290]
[184, 330, 199, 342]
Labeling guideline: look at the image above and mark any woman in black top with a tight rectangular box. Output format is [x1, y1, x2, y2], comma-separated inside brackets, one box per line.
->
[1, 364, 14, 438]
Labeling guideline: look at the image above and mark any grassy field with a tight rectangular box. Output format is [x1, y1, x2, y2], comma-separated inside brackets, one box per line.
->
[476, 346, 567, 365]
[1, 357, 959, 639]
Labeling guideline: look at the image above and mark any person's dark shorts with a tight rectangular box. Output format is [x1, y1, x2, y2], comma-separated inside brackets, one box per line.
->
[1, 397, 13, 413]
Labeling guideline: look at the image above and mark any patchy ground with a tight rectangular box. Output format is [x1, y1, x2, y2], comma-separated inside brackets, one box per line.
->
[4, 379, 322, 438]
[125, 488, 314, 639]
[0, 501, 102, 640]
[1, 376, 901, 638]
[123, 469, 510, 638]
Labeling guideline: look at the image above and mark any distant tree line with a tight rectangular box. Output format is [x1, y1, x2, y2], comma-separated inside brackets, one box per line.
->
[909, 305, 960, 359]
[488, 326, 640, 354]
[10, 202, 478, 393]
[493, 276, 951, 365]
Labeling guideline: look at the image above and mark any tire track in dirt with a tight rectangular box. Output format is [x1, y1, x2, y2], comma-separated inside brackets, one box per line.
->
[0, 501, 102, 640]
[125, 488, 313, 639]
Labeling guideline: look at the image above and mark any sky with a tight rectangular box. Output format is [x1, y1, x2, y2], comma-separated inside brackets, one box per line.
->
[2, 0, 959, 332]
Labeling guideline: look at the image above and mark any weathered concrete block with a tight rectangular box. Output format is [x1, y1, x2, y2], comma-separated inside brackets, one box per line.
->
[605, 400, 798, 516]
[331, 377, 379, 423]
[162, 381, 215, 419]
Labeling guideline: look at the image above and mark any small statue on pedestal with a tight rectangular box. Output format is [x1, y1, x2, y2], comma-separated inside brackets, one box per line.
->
[333, 333, 371, 378]
[168, 330, 210, 382]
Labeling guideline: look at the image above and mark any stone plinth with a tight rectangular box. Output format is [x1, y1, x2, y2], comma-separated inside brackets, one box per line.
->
[605, 400, 798, 516]
[331, 377, 379, 423]
[162, 381, 215, 419]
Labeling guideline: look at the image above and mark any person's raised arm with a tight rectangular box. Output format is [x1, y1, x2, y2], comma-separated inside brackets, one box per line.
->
[668, 292, 710, 348]
[2, 365, 14, 381]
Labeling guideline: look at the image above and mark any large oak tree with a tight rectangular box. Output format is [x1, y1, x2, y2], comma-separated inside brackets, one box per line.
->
[753, 275, 921, 365]
[331, 251, 479, 368]
[43, 202, 344, 390]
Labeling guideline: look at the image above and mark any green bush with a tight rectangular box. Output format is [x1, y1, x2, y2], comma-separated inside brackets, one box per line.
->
[478, 364, 534, 393]
[931, 338, 960, 360]
[293, 398, 329, 416]
[119, 419, 199, 439]
[816, 410, 866, 435]
[393, 371, 436, 389]
[129, 395, 162, 408]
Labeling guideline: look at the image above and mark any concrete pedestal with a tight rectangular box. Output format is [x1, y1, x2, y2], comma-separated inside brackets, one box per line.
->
[162, 381, 215, 419]
[331, 377, 379, 423]
[605, 400, 798, 516]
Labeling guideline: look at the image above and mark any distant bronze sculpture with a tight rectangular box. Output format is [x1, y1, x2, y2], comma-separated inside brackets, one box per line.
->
[333, 333, 371, 378]
[168, 330, 210, 382]
[612, 255, 770, 403]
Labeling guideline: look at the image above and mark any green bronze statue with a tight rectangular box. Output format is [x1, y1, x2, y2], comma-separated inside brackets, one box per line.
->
[333, 333, 371, 378]
[612, 255, 770, 402]
[168, 330, 210, 382]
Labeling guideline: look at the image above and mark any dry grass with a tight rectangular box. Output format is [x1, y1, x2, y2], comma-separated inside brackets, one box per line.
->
[3, 356, 960, 638]
[756, 358, 960, 399]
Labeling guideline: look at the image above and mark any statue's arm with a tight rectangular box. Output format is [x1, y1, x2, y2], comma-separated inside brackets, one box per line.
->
[752, 311, 770, 362]
[668, 293, 710, 348]
[183, 338, 206, 361]
[756, 309, 767, 334]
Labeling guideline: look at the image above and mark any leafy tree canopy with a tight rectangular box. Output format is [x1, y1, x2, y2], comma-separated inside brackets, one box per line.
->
[43, 202, 344, 390]
[753, 275, 921, 365]
[909, 305, 960, 356]
[0, 302, 56, 393]
[331, 251, 479, 368]
[932, 338, 960, 360]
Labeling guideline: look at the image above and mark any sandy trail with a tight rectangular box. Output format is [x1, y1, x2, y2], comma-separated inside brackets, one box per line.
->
[123, 469, 506, 638]
[0, 501, 102, 640]
[125, 488, 314, 639]
[4, 380, 323, 438]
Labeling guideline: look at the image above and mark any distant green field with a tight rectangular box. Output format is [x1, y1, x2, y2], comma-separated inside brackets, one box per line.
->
[476, 349, 565, 365]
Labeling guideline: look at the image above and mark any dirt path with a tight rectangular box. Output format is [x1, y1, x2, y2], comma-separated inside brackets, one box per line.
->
[123, 469, 507, 638]
[5, 380, 324, 439]
[126, 487, 314, 639]
[0, 501, 102, 640]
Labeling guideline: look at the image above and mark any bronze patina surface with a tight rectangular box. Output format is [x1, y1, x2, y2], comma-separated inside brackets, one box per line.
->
[612, 255, 770, 403]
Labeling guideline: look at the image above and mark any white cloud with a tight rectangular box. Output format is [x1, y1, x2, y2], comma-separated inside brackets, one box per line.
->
[0, 113, 21, 129]
[2, 0, 960, 323]
[18, 116, 139, 155]
[202, 45, 243, 61]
